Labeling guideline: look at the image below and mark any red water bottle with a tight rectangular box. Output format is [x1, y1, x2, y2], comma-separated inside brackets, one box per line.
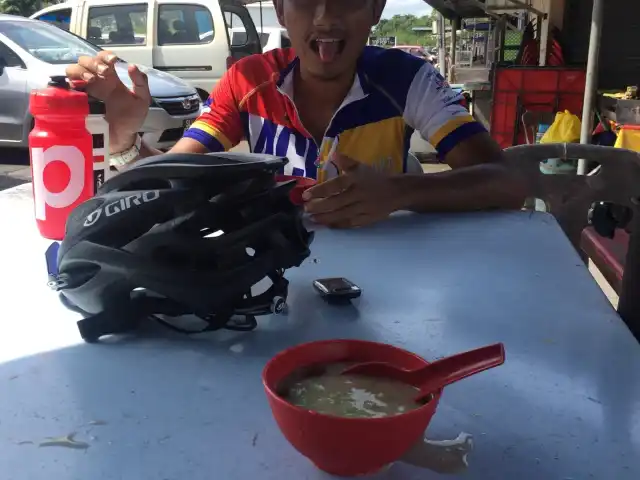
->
[29, 76, 94, 240]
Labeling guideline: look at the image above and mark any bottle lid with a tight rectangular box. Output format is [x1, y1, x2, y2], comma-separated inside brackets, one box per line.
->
[30, 76, 90, 118]
[48, 75, 70, 88]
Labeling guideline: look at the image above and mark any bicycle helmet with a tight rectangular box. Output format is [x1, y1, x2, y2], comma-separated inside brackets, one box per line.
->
[49, 152, 314, 342]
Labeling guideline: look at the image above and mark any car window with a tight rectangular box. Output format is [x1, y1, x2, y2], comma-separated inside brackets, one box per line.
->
[0, 19, 100, 65]
[225, 13, 262, 47]
[0, 40, 25, 68]
[87, 4, 147, 46]
[158, 4, 213, 46]
[281, 33, 291, 49]
[258, 32, 270, 48]
[247, 4, 279, 29]
[231, 30, 268, 48]
[230, 30, 247, 46]
[35, 8, 72, 31]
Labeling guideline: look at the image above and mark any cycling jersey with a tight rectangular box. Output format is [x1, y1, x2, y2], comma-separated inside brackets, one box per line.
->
[184, 46, 486, 182]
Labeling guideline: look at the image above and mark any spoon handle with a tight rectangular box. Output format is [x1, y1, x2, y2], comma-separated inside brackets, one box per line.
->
[415, 343, 505, 400]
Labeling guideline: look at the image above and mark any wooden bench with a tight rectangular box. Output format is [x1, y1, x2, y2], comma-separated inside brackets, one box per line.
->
[580, 227, 629, 294]
[502, 143, 640, 340]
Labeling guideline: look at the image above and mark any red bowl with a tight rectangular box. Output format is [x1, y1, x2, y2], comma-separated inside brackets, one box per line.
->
[262, 339, 442, 477]
[275, 175, 316, 206]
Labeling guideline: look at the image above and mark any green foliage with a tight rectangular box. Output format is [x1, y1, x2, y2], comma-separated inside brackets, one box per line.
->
[0, 0, 60, 17]
[375, 11, 439, 47]
[0, 0, 38, 16]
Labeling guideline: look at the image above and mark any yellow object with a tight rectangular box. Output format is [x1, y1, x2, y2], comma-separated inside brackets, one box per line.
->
[540, 110, 582, 144]
[602, 92, 626, 99]
[614, 127, 640, 153]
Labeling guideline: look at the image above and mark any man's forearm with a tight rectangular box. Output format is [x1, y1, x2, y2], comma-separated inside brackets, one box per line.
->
[392, 163, 527, 213]
[110, 132, 210, 169]
[110, 130, 161, 160]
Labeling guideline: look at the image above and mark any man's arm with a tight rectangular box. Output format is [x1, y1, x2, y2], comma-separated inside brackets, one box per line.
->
[392, 132, 527, 212]
[136, 137, 208, 157]
[401, 63, 527, 212]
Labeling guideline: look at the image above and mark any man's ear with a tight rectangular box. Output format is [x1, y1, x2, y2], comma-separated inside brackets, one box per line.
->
[274, 0, 286, 27]
[372, 0, 386, 24]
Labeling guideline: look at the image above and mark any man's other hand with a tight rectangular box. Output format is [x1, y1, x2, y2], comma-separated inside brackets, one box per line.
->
[302, 154, 403, 229]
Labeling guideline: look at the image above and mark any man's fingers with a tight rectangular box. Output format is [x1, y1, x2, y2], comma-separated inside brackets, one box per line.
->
[65, 64, 95, 83]
[77, 53, 118, 80]
[331, 153, 361, 174]
[322, 212, 386, 229]
[96, 50, 119, 65]
[303, 174, 353, 201]
[128, 64, 151, 103]
[310, 202, 365, 227]
[304, 188, 361, 215]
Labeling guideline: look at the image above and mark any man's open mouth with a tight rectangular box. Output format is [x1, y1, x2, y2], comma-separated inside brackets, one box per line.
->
[310, 39, 346, 63]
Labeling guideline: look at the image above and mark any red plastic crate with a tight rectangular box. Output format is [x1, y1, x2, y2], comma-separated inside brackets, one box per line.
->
[490, 66, 587, 149]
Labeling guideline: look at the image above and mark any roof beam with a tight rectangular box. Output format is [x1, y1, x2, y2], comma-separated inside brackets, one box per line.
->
[505, 0, 547, 18]
[465, 0, 521, 31]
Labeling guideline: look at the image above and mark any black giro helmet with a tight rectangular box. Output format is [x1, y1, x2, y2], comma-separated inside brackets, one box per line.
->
[52, 152, 314, 342]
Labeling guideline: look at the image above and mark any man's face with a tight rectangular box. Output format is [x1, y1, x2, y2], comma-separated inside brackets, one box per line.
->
[275, 0, 385, 80]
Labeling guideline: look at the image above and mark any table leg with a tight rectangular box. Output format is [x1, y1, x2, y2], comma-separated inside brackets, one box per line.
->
[617, 199, 640, 342]
[469, 91, 476, 117]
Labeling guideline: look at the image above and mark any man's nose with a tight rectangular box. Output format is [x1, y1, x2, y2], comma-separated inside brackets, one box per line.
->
[312, 0, 342, 27]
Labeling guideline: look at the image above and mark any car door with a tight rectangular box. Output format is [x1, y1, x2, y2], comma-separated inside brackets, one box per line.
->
[0, 40, 28, 144]
[81, 1, 153, 67]
[221, 1, 262, 63]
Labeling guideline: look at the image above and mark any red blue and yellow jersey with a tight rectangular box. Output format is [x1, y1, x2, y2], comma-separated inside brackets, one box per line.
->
[184, 46, 486, 181]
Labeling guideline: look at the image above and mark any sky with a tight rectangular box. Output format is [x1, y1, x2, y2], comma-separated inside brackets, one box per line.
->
[382, 0, 433, 18]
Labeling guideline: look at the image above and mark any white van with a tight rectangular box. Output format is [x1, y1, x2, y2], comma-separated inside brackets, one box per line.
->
[31, 0, 262, 100]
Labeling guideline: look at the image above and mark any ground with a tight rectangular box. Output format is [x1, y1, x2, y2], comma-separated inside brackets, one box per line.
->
[0, 148, 31, 190]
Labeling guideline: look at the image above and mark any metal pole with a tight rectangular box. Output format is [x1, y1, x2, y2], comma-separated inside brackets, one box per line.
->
[578, 0, 605, 175]
[484, 20, 491, 66]
[471, 20, 476, 66]
[260, 2, 264, 34]
[449, 17, 458, 82]
[438, 12, 447, 77]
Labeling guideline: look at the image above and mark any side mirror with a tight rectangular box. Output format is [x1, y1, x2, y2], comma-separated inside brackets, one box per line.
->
[0, 56, 7, 76]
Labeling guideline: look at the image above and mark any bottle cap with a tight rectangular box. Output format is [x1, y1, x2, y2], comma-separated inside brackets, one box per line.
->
[47, 75, 70, 88]
[30, 76, 89, 118]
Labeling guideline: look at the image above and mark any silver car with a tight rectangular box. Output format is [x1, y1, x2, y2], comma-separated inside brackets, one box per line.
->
[0, 14, 200, 151]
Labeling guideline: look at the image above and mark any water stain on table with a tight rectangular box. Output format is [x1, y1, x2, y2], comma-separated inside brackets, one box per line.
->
[401, 432, 474, 475]
[39, 433, 90, 450]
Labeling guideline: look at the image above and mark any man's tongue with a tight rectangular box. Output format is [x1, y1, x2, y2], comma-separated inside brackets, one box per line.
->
[317, 41, 340, 63]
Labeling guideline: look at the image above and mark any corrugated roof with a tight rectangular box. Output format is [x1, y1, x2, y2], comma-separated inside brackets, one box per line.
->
[424, 0, 487, 19]
[236, 0, 486, 19]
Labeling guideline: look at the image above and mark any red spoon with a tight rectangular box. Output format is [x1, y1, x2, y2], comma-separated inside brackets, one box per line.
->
[340, 343, 505, 403]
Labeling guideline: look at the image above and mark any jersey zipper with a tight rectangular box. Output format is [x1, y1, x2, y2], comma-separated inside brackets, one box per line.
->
[277, 88, 347, 180]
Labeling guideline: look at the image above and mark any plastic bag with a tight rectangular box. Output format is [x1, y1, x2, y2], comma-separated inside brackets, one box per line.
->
[540, 110, 582, 144]
[614, 125, 640, 153]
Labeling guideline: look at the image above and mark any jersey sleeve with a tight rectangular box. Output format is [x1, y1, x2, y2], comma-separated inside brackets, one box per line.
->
[182, 66, 244, 152]
[403, 63, 486, 158]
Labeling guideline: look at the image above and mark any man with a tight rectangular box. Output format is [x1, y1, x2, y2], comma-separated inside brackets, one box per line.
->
[66, 0, 525, 228]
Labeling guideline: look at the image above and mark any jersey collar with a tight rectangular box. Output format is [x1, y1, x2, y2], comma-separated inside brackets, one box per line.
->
[276, 55, 369, 107]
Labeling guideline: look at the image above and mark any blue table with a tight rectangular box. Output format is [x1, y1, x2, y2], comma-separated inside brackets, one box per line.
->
[1, 183, 639, 479]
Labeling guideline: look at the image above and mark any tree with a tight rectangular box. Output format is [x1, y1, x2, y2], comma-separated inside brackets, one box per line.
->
[0, 0, 55, 17]
[374, 11, 441, 47]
